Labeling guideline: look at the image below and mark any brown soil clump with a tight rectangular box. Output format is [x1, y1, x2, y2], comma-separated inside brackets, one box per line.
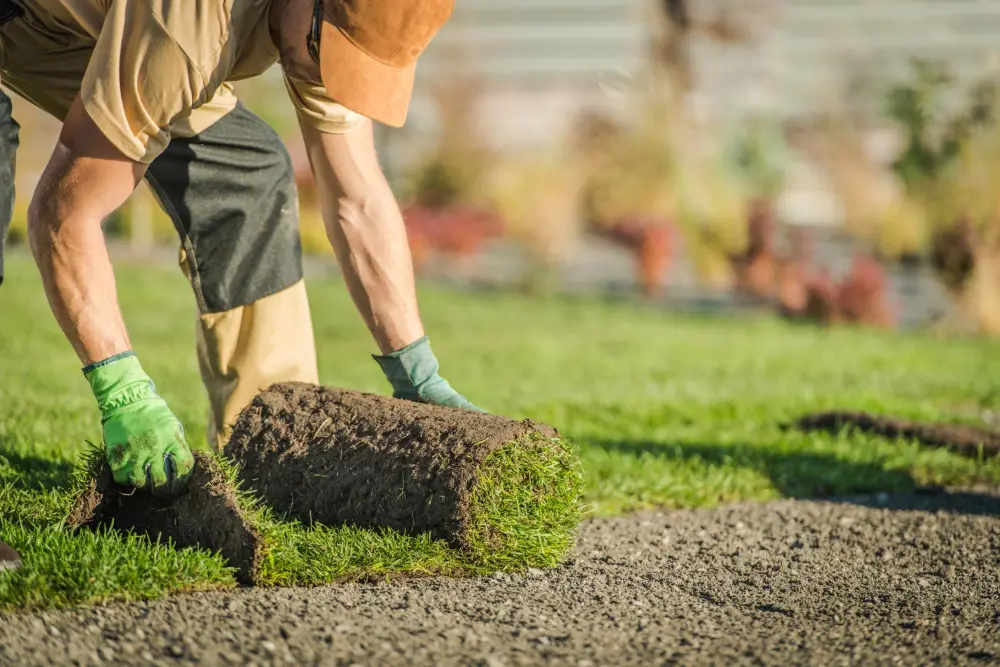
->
[225, 382, 560, 551]
[795, 411, 1000, 458]
[67, 451, 264, 584]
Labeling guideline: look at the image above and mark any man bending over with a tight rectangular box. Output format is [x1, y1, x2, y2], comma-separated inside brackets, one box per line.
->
[0, 0, 476, 496]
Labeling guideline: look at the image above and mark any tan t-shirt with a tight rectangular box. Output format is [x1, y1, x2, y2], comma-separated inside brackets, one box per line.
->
[0, 0, 365, 163]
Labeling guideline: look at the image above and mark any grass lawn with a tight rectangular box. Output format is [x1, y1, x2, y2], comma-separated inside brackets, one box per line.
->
[2, 251, 999, 611]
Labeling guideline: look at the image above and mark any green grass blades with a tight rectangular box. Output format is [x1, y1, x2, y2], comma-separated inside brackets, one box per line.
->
[0, 521, 235, 612]
[255, 522, 464, 587]
[464, 435, 585, 572]
[544, 400, 1000, 515]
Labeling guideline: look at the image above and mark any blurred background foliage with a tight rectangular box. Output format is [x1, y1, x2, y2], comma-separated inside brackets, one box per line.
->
[4, 0, 1000, 336]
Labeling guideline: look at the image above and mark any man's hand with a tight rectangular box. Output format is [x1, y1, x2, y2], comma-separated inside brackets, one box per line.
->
[373, 336, 481, 411]
[85, 352, 194, 494]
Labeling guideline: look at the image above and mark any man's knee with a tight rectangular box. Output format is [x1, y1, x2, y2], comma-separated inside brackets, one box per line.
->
[144, 103, 304, 314]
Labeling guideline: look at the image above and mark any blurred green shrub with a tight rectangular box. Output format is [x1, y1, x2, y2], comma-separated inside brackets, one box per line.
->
[298, 204, 334, 257]
[881, 59, 1000, 334]
[677, 149, 749, 289]
[929, 118, 1000, 334]
[801, 103, 928, 262]
[575, 87, 753, 292]
[399, 76, 493, 210]
[728, 116, 788, 203]
[887, 59, 998, 193]
[579, 96, 681, 231]
[6, 198, 27, 247]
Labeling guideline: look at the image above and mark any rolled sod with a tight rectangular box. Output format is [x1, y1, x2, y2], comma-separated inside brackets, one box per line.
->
[225, 382, 584, 569]
[67, 451, 265, 584]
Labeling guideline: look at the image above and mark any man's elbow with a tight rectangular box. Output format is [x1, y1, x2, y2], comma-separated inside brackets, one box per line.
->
[26, 190, 58, 260]
[26, 180, 84, 261]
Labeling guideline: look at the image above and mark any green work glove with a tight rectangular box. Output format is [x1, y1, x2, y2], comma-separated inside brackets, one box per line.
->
[83, 352, 195, 495]
[373, 336, 482, 411]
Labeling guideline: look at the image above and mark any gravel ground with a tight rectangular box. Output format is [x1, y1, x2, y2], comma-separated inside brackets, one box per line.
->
[3, 488, 999, 667]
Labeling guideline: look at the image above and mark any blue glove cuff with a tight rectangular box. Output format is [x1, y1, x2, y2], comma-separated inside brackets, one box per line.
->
[372, 336, 439, 401]
[373, 337, 482, 411]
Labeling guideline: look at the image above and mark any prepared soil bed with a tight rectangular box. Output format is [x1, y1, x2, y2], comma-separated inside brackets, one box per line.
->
[7, 487, 999, 666]
[225, 383, 583, 568]
[795, 410, 1000, 458]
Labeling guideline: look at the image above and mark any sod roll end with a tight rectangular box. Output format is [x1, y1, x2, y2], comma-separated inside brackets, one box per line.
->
[67, 449, 265, 584]
[225, 382, 584, 570]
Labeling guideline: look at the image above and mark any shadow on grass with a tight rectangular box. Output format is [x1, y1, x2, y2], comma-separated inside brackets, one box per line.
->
[0, 447, 74, 491]
[590, 438, 1000, 517]
[592, 438, 917, 498]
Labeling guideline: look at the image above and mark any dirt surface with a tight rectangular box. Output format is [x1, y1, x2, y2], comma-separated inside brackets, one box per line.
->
[226, 383, 561, 549]
[67, 452, 264, 584]
[795, 411, 1000, 458]
[5, 487, 999, 666]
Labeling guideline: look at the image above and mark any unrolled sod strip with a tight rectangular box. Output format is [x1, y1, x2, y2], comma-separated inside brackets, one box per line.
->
[225, 382, 584, 569]
[68, 451, 265, 584]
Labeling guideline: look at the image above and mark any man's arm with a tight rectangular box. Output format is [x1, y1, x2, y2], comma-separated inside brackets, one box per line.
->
[297, 117, 424, 354]
[28, 95, 194, 493]
[299, 118, 480, 411]
[28, 96, 143, 364]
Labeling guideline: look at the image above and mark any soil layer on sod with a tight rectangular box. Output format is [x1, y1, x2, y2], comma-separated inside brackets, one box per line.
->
[5, 487, 998, 666]
[795, 411, 1000, 458]
[66, 451, 264, 584]
[225, 383, 582, 567]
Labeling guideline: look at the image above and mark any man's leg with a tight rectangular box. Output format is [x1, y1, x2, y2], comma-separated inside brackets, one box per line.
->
[0, 87, 22, 571]
[144, 102, 319, 451]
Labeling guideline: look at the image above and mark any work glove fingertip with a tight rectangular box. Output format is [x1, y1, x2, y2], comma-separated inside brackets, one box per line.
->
[168, 456, 194, 496]
[127, 465, 147, 490]
[105, 441, 129, 470]
[149, 454, 180, 498]
[170, 448, 195, 479]
[110, 466, 132, 487]
[145, 458, 170, 490]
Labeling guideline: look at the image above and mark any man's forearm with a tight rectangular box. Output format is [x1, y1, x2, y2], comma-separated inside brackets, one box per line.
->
[29, 174, 130, 365]
[28, 98, 145, 365]
[324, 178, 425, 354]
[300, 119, 424, 354]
